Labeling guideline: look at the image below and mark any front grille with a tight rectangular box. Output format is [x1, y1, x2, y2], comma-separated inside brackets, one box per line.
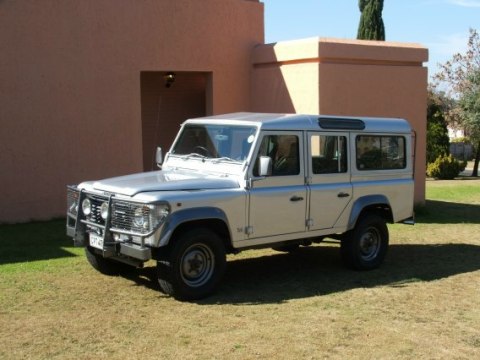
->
[111, 201, 150, 234]
[78, 193, 164, 236]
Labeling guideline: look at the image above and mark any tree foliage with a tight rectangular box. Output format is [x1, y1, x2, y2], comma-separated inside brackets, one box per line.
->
[426, 89, 450, 164]
[357, 0, 385, 41]
[434, 28, 480, 176]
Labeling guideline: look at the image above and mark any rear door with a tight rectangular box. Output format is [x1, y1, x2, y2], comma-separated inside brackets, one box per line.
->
[307, 132, 352, 230]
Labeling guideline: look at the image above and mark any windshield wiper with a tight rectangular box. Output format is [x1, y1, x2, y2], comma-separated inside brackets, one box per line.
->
[184, 153, 208, 160]
[211, 157, 241, 164]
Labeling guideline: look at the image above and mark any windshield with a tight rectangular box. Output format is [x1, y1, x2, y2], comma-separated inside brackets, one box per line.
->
[171, 124, 257, 162]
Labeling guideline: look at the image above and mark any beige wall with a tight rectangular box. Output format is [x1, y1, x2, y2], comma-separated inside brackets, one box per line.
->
[252, 38, 428, 204]
[1, 1, 429, 223]
[0, 0, 264, 222]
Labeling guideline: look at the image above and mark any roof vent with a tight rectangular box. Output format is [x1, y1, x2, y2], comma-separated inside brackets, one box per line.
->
[318, 117, 365, 130]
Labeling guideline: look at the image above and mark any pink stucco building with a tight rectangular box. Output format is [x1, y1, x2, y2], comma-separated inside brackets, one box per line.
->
[0, 0, 427, 222]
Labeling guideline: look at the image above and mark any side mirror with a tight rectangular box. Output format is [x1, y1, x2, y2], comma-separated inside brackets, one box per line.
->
[259, 156, 272, 176]
[156, 147, 163, 168]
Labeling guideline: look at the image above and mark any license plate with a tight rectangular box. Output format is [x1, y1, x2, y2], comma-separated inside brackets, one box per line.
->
[89, 233, 104, 250]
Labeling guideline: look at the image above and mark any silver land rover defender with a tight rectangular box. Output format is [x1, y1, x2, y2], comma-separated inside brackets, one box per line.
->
[67, 112, 415, 300]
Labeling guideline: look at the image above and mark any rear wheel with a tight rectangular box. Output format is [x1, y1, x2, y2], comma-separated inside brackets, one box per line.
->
[341, 214, 389, 270]
[157, 228, 226, 301]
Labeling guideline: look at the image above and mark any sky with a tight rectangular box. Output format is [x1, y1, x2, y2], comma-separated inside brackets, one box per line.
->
[262, 0, 480, 80]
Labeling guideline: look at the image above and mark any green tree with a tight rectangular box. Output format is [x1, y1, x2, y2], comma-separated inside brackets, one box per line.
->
[357, 0, 385, 41]
[427, 89, 450, 164]
[435, 28, 480, 176]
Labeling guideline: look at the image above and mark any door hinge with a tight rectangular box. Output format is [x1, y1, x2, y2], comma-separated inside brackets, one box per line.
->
[306, 218, 314, 228]
[245, 226, 254, 235]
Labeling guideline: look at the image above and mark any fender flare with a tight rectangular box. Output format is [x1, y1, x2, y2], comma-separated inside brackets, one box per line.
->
[158, 207, 230, 247]
[347, 195, 391, 231]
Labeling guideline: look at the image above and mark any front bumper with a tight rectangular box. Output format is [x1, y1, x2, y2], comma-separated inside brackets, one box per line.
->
[66, 219, 153, 262]
[66, 186, 163, 262]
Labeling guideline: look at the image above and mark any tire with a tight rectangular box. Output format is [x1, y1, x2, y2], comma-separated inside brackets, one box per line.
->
[340, 214, 389, 270]
[157, 228, 226, 301]
[85, 246, 132, 276]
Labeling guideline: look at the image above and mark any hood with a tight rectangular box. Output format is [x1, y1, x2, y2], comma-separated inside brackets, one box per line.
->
[88, 170, 240, 197]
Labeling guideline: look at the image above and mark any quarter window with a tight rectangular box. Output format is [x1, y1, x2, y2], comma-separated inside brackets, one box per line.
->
[356, 135, 406, 170]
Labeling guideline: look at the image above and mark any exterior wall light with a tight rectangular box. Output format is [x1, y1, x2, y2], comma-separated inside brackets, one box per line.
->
[164, 72, 176, 88]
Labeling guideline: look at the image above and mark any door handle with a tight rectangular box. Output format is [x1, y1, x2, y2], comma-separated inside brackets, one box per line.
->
[337, 192, 350, 198]
[290, 195, 304, 202]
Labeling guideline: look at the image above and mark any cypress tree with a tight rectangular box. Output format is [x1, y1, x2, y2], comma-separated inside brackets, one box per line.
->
[357, 0, 385, 41]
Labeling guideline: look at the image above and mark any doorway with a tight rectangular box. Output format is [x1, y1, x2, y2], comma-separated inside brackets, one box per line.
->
[140, 71, 211, 171]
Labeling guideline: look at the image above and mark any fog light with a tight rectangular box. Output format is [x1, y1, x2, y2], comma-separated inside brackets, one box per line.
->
[82, 198, 91, 216]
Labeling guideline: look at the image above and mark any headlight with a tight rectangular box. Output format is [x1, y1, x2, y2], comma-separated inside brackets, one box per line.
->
[132, 204, 170, 232]
[100, 202, 109, 220]
[111, 201, 170, 235]
[82, 198, 92, 216]
[133, 206, 149, 229]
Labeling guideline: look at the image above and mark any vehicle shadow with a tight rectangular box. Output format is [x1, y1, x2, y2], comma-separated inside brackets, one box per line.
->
[124, 242, 480, 304]
[208, 243, 480, 304]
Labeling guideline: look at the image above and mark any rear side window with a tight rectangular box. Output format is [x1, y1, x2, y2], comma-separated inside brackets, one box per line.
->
[311, 135, 347, 174]
[356, 136, 406, 170]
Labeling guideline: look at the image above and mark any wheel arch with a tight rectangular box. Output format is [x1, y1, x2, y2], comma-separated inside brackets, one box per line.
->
[157, 207, 233, 252]
[347, 195, 393, 231]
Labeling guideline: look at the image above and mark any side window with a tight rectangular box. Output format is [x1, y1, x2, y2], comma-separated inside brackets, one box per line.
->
[311, 135, 347, 174]
[253, 135, 300, 176]
[356, 135, 406, 170]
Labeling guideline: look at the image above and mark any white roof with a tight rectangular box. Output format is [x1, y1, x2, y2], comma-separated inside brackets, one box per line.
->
[186, 112, 412, 133]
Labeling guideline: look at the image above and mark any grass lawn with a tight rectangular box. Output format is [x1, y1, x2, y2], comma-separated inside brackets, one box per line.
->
[1, 180, 479, 359]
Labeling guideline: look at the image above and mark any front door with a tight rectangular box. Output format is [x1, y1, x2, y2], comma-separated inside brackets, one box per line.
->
[248, 132, 307, 239]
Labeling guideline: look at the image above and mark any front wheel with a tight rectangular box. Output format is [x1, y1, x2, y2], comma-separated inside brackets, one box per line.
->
[85, 246, 133, 275]
[157, 228, 226, 301]
[341, 214, 389, 270]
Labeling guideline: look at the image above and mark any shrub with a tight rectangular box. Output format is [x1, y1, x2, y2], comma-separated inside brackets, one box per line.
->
[427, 154, 467, 179]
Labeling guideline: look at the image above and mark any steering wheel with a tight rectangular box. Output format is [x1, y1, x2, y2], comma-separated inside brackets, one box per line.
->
[193, 146, 212, 157]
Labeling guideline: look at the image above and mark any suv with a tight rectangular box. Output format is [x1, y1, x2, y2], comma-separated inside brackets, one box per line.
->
[67, 112, 415, 300]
